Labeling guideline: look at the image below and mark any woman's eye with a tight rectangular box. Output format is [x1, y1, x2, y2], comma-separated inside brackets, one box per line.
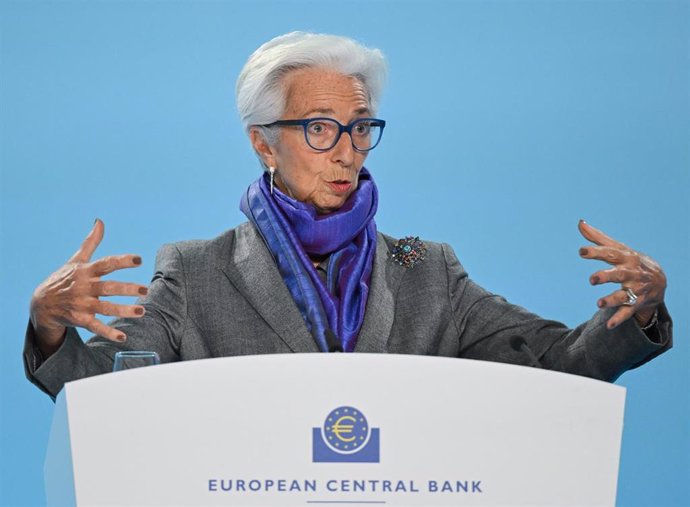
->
[354, 123, 370, 135]
[308, 122, 327, 134]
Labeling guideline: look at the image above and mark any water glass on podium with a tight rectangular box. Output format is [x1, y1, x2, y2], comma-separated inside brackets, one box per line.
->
[113, 351, 160, 372]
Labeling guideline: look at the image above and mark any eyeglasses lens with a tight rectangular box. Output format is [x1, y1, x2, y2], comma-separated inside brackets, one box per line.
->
[306, 119, 382, 151]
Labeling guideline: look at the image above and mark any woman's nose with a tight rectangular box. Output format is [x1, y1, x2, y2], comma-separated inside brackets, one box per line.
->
[330, 131, 356, 166]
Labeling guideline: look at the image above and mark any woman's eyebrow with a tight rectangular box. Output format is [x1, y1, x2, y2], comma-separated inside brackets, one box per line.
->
[300, 107, 335, 117]
[298, 107, 372, 118]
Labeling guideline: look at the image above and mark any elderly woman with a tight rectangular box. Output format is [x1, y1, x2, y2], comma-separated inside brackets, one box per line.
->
[25, 32, 671, 399]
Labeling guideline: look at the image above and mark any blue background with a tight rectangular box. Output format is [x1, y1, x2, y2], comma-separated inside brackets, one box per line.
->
[1, 1, 688, 505]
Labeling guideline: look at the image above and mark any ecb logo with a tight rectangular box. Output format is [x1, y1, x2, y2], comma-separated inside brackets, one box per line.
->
[312, 406, 380, 463]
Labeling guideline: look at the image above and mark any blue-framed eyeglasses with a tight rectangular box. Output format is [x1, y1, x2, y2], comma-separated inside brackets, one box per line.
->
[258, 117, 386, 152]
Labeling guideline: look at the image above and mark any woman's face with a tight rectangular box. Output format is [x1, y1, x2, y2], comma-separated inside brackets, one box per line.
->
[251, 68, 371, 214]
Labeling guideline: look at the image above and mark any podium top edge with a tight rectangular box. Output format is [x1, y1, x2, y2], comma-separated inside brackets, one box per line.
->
[63, 353, 625, 396]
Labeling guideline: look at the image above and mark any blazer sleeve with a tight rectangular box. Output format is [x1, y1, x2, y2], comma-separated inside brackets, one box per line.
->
[443, 244, 673, 382]
[23, 243, 188, 400]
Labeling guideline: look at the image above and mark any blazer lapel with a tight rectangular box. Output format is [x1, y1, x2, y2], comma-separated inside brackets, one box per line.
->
[220, 223, 320, 353]
[354, 234, 405, 353]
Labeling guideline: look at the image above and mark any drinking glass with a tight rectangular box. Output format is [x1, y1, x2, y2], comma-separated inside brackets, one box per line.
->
[113, 351, 160, 372]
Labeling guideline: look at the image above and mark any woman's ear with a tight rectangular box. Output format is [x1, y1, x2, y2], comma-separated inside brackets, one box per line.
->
[250, 128, 277, 168]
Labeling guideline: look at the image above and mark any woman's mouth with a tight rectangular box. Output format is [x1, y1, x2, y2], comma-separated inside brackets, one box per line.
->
[328, 180, 352, 194]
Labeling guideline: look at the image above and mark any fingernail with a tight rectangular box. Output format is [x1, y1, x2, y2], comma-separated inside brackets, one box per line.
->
[579, 219, 586, 225]
[579, 248, 589, 256]
[138, 287, 148, 295]
[598, 299, 606, 308]
[117, 334, 127, 342]
[591, 275, 600, 285]
[607, 321, 616, 330]
[132, 256, 142, 265]
[134, 307, 144, 315]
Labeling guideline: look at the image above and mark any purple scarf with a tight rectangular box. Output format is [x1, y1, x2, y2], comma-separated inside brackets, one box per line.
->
[240, 168, 378, 352]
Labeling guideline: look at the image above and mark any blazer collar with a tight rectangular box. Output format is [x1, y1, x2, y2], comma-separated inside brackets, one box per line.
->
[354, 234, 404, 352]
[220, 223, 320, 353]
[220, 223, 404, 354]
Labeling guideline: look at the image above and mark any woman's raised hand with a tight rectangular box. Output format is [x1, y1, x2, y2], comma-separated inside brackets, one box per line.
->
[578, 220, 666, 330]
[29, 219, 148, 356]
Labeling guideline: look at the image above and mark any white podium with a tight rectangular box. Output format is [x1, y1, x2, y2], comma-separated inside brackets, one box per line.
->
[45, 354, 625, 506]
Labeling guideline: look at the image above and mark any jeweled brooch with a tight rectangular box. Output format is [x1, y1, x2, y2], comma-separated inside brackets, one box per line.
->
[391, 236, 427, 268]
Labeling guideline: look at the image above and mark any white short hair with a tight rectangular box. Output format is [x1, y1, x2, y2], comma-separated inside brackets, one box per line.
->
[236, 31, 388, 140]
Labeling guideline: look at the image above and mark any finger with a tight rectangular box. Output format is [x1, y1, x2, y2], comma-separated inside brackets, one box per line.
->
[87, 254, 143, 277]
[83, 317, 127, 342]
[69, 219, 105, 263]
[578, 220, 624, 248]
[597, 288, 643, 309]
[606, 305, 637, 330]
[588, 267, 637, 285]
[90, 281, 149, 298]
[579, 245, 630, 265]
[89, 300, 146, 319]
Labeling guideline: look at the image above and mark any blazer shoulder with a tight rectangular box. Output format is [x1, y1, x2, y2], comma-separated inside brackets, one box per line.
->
[158, 222, 256, 266]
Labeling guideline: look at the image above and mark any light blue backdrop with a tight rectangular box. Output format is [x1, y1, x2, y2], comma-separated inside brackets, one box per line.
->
[1, 1, 688, 505]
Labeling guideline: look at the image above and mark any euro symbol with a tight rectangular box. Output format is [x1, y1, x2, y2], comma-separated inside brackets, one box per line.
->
[331, 415, 357, 442]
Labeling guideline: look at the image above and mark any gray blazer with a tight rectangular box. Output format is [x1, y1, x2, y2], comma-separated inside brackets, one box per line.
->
[24, 222, 672, 399]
